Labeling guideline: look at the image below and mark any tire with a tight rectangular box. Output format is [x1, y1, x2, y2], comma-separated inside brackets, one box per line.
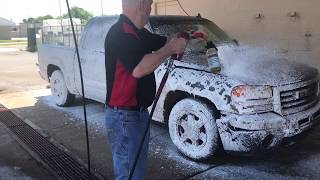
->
[49, 70, 75, 107]
[168, 98, 220, 160]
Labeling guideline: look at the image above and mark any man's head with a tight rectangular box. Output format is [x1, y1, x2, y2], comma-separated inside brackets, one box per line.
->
[122, 0, 153, 28]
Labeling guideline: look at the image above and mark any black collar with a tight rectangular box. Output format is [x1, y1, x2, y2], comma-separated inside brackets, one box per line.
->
[119, 14, 140, 31]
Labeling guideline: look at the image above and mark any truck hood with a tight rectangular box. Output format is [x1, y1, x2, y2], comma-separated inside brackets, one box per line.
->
[218, 46, 320, 86]
[220, 58, 319, 86]
[176, 56, 318, 86]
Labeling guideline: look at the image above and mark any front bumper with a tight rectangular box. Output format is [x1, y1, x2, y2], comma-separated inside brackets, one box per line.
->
[217, 101, 320, 154]
[38, 69, 46, 80]
[36, 63, 47, 81]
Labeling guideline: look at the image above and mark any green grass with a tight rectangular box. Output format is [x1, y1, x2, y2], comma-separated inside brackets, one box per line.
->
[0, 43, 27, 46]
[0, 40, 26, 43]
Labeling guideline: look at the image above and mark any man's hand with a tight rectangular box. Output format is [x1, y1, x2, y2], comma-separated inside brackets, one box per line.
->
[132, 37, 186, 79]
[167, 37, 188, 54]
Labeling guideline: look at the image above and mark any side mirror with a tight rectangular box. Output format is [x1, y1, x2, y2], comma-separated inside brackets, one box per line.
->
[233, 39, 239, 46]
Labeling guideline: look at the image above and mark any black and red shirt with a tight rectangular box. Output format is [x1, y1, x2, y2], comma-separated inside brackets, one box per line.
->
[105, 14, 167, 107]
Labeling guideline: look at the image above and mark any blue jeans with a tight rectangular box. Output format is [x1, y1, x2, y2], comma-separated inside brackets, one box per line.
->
[105, 107, 150, 180]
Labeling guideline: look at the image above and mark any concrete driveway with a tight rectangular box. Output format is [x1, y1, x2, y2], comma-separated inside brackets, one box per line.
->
[1, 50, 320, 179]
[0, 49, 55, 180]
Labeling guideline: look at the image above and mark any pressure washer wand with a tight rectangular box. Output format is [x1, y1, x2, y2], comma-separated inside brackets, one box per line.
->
[128, 32, 190, 180]
[65, 0, 92, 178]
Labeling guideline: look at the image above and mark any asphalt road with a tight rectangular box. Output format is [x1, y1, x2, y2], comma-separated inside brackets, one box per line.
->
[1, 49, 320, 179]
[0, 48, 48, 94]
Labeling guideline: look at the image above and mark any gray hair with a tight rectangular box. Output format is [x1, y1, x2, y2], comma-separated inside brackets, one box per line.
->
[122, 0, 151, 7]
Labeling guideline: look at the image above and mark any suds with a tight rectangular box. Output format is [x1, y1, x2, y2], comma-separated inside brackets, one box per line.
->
[0, 166, 34, 180]
[217, 44, 318, 85]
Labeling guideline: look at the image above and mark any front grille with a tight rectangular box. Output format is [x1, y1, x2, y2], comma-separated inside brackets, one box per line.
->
[280, 82, 319, 115]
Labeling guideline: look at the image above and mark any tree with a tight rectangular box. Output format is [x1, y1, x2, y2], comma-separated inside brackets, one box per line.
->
[62, 6, 94, 24]
[27, 17, 35, 23]
[36, 15, 54, 22]
[23, 15, 54, 23]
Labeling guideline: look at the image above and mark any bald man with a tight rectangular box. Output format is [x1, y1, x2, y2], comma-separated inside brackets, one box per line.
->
[104, 0, 187, 179]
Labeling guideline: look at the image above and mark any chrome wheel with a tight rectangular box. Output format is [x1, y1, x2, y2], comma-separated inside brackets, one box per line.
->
[177, 113, 208, 151]
[169, 98, 220, 160]
[50, 70, 74, 106]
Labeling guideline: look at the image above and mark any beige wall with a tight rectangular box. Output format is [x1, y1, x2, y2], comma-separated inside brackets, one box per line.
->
[152, 0, 320, 69]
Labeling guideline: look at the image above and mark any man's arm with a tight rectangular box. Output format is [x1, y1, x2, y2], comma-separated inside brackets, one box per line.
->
[132, 37, 187, 79]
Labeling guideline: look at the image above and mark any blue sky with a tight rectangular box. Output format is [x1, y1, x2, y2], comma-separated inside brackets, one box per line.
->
[0, 0, 122, 23]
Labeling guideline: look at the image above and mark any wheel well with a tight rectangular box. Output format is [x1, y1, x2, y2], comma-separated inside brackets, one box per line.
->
[47, 64, 60, 81]
[163, 91, 221, 125]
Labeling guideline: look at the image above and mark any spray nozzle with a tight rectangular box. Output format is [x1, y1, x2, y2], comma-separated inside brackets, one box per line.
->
[170, 32, 190, 61]
[191, 31, 206, 39]
[177, 31, 190, 40]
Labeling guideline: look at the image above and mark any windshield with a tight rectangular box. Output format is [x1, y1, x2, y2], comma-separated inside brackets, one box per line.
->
[150, 18, 232, 65]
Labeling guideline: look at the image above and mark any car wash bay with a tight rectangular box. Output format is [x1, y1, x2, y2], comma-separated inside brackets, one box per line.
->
[1, 49, 320, 180]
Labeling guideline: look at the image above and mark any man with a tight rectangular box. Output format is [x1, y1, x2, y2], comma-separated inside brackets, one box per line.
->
[104, 0, 187, 179]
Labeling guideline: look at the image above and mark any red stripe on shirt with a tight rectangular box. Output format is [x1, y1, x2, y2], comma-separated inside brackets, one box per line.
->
[123, 22, 140, 39]
[109, 58, 138, 106]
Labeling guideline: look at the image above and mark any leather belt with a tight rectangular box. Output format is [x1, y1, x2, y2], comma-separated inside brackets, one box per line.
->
[107, 105, 146, 111]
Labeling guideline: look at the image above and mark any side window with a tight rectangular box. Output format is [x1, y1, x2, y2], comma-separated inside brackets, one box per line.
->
[145, 22, 153, 33]
[151, 19, 232, 66]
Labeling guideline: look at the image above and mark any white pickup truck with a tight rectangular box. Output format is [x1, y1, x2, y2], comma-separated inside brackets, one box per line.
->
[38, 15, 320, 160]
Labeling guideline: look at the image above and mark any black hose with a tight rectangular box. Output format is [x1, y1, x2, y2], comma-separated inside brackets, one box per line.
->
[128, 32, 190, 179]
[65, 0, 92, 179]
[128, 59, 175, 180]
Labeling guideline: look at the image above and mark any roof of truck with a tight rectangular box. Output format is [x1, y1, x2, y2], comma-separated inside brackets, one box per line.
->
[89, 15, 209, 24]
[82, 15, 228, 52]
[149, 15, 209, 22]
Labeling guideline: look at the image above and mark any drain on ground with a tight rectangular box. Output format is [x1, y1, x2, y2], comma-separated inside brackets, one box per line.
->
[0, 104, 101, 180]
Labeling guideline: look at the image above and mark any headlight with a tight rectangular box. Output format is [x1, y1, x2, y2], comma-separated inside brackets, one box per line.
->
[231, 85, 273, 114]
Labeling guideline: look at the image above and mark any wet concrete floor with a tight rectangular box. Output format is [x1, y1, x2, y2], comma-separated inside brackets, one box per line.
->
[1, 89, 320, 179]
